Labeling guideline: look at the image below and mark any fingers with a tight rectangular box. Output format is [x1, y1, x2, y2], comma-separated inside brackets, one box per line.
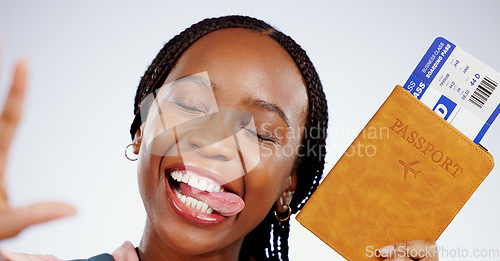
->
[112, 241, 140, 261]
[383, 257, 413, 261]
[380, 240, 438, 260]
[0, 248, 63, 261]
[0, 59, 28, 209]
[0, 202, 76, 240]
[0, 59, 27, 156]
[395, 240, 438, 260]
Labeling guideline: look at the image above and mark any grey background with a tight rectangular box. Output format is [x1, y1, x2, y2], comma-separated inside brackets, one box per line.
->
[0, 1, 499, 260]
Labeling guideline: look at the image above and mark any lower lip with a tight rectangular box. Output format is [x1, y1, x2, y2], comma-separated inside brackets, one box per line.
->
[165, 172, 227, 225]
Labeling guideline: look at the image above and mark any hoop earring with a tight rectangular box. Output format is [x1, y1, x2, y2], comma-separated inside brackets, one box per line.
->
[125, 143, 138, 161]
[274, 206, 292, 222]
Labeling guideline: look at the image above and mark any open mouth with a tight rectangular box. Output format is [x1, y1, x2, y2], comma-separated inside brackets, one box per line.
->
[167, 169, 244, 217]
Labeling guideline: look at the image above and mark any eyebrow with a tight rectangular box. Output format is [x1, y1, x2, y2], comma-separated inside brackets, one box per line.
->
[244, 98, 290, 128]
[174, 74, 218, 92]
[173, 75, 290, 127]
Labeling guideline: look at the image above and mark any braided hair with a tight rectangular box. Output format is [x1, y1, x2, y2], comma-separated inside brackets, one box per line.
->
[129, 15, 328, 261]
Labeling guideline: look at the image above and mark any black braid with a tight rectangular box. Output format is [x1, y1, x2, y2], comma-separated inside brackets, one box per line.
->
[130, 15, 328, 261]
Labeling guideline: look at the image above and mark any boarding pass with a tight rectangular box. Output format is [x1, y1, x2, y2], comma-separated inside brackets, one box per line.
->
[403, 37, 500, 144]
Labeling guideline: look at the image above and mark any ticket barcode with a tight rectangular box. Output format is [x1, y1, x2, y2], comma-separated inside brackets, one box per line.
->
[469, 76, 498, 109]
[403, 37, 500, 144]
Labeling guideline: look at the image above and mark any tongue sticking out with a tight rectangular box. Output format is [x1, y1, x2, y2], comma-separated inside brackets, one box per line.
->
[179, 182, 245, 216]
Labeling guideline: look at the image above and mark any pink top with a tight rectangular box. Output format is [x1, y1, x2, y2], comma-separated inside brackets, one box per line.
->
[0, 241, 139, 261]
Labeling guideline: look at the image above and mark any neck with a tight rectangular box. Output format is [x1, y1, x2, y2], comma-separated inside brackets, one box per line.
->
[138, 219, 244, 261]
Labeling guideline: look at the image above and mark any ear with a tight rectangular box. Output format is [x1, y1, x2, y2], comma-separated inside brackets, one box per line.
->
[275, 169, 298, 213]
[132, 128, 143, 155]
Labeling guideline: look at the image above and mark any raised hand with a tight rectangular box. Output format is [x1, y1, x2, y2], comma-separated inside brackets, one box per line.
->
[0, 50, 76, 240]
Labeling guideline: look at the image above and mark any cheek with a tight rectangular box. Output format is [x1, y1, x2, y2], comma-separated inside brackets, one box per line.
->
[137, 152, 153, 200]
[237, 165, 282, 233]
[243, 147, 296, 208]
[137, 147, 164, 211]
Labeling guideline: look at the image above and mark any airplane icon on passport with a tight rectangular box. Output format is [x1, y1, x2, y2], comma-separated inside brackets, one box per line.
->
[398, 160, 421, 180]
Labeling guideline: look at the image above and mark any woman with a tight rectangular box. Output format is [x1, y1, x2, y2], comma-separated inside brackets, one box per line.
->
[0, 15, 437, 260]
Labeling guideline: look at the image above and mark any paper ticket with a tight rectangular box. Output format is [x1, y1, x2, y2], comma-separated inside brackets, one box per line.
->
[403, 37, 500, 144]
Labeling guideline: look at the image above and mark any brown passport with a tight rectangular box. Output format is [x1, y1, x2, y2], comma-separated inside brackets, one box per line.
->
[296, 85, 495, 260]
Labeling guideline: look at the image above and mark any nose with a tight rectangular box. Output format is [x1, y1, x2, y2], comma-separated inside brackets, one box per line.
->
[186, 111, 240, 161]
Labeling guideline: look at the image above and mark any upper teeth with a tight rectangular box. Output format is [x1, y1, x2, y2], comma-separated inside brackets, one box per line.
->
[171, 170, 225, 193]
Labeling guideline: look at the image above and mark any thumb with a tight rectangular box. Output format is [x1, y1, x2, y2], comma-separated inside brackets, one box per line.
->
[0, 202, 76, 239]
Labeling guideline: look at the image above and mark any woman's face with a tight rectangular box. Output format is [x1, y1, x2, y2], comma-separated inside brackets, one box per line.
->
[135, 28, 308, 257]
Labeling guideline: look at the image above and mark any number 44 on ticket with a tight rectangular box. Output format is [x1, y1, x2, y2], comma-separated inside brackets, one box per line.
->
[404, 37, 500, 144]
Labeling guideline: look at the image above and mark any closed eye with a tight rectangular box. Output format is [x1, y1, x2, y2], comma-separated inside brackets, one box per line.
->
[172, 98, 207, 115]
[242, 127, 276, 144]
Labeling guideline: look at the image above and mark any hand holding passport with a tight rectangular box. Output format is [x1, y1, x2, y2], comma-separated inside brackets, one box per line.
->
[296, 37, 498, 260]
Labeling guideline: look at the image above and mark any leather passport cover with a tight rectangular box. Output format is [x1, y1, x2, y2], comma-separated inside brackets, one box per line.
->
[296, 85, 495, 260]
